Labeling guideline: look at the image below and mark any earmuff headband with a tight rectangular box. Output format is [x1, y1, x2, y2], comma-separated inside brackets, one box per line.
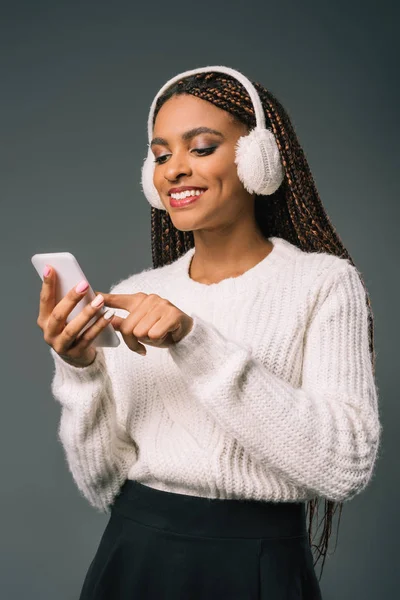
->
[146, 65, 267, 142]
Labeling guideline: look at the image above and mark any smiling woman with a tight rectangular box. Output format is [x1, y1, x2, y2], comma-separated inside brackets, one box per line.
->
[46, 66, 381, 600]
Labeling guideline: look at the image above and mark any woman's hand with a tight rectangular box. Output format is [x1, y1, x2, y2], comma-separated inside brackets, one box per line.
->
[37, 267, 115, 368]
[95, 291, 194, 356]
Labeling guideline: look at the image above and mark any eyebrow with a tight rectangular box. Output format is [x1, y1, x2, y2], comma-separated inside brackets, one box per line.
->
[150, 127, 225, 147]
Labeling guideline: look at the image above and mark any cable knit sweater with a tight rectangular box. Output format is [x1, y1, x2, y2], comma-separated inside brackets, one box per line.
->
[49, 236, 382, 512]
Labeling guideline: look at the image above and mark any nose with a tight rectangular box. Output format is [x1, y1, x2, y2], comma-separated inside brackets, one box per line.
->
[163, 151, 192, 182]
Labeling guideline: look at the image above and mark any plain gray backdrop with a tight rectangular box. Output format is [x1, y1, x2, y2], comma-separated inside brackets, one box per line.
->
[1, 0, 397, 598]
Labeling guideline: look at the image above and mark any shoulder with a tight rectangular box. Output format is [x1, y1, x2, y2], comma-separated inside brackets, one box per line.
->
[281, 236, 349, 269]
[298, 251, 367, 320]
[275, 236, 361, 287]
[272, 237, 367, 314]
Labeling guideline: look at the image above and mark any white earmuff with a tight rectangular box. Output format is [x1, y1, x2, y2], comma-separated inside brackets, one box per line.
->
[141, 65, 285, 211]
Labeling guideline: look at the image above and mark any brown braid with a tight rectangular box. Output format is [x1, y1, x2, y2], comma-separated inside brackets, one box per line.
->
[149, 71, 376, 581]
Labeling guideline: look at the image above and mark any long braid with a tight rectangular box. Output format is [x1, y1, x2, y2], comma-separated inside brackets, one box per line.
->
[149, 71, 376, 580]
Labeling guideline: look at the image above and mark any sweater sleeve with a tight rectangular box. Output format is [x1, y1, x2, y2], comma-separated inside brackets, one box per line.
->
[50, 345, 137, 512]
[49, 279, 144, 512]
[168, 263, 382, 503]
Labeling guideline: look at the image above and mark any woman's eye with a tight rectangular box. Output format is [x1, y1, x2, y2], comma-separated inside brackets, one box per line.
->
[192, 146, 217, 156]
[153, 146, 217, 165]
[154, 154, 170, 164]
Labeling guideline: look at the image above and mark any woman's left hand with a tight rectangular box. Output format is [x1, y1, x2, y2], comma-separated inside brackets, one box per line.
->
[94, 291, 194, 355]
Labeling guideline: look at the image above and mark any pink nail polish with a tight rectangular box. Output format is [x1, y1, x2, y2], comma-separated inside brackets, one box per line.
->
[91, 294, 104, 308]
[76, 280, 89, 293]
[43, 265, 51, 278]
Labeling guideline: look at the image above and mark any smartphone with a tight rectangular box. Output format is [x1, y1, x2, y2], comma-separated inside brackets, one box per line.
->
[31, 252, 120, 348]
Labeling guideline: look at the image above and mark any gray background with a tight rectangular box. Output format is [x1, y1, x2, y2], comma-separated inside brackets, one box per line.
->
[1, 0, 397, 598]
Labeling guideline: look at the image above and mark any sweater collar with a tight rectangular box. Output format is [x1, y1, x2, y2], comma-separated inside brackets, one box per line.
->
[172, 236, 293, 298]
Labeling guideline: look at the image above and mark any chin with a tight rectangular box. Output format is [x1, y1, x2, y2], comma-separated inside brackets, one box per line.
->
[170, 221, 196, 233]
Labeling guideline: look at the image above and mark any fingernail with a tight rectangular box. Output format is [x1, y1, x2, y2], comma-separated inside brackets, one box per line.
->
[104, 309, 115, 320]
[138, 349, 146, 356]
[91, 294, 104, 308]
[43, 265, 51, 278]
[76, 280, 89, 293]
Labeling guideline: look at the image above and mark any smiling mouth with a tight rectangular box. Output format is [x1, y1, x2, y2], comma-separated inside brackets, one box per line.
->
[169, 190, 206, 207]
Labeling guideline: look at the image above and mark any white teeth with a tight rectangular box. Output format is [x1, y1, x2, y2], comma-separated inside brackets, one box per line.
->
[170, 189, 205, 200]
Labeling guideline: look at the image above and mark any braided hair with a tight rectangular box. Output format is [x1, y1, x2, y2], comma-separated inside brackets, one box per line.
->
[149, 71, 376, 580]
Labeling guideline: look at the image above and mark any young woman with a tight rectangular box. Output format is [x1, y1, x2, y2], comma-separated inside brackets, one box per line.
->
[37, 66, 382, 599]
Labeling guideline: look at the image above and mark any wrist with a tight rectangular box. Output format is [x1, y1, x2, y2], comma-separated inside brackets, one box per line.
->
[59, 351, 97, 369]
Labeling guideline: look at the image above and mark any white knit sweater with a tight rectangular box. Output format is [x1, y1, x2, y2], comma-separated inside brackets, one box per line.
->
[49, 236, 382, 512]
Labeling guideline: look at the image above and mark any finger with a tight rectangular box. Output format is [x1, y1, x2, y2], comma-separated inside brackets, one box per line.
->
[111, 314, 148, 354]
[129, 307, 166, 341]
[45, 280, 94, 339]
[70, 308, 117, 350]
[54, 296, 109, 350]
[146, 311, 180, 344]
[109, 315, 123, 331]
[118, 295, 165, 338]
[122, 303, 172, 348]
[99, 292, 148, 311]
[37, 265, 56, 328]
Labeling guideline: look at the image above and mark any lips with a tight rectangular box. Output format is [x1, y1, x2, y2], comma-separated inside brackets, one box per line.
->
[168, 186, 206, 195]
[170, 190, 206, 208]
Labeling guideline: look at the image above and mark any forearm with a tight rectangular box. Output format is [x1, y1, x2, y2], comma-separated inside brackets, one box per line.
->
[50, 347, 137, 511]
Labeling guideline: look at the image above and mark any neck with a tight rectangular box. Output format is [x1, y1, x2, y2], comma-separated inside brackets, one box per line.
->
[189, 223, 273, 285]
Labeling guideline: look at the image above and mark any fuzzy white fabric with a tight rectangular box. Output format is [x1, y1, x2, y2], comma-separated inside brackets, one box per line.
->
[49, 236, 382, 512]
[234, 127, 284, 195]
[141, 147, 161, 209]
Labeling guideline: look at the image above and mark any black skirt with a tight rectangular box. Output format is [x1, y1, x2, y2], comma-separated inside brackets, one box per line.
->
[79, 480, 323, 599]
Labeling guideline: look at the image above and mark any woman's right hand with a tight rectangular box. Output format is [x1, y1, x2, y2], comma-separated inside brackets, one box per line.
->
[36, 265, 116, 368]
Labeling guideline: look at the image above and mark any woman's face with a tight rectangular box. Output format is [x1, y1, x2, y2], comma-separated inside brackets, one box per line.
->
[151, 93, 254, 232]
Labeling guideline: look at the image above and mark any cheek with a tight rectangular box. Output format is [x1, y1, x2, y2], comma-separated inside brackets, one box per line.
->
[199, 148, 240, 189]
[153, 167, 162, 189]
